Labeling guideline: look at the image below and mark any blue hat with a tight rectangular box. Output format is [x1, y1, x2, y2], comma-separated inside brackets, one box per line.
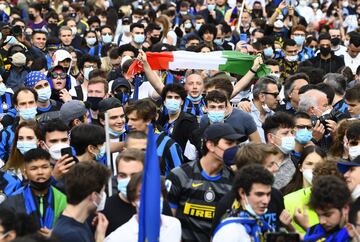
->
[337, 156, 360, 174]
[24, 71, 48, 88]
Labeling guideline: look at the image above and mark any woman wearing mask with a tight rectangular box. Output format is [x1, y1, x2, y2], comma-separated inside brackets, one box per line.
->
[80, 30, 99, 54]
[47, 65, 72, 103]
[180, 17, 194, 36]
[105, 172, 181, 242]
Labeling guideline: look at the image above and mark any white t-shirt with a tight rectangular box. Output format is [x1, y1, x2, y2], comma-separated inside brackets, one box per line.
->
[105, 215, 181, 242]
[69, 85, 88, 101]
[212, 218, 251, 242]
[344, 52, 360, 74]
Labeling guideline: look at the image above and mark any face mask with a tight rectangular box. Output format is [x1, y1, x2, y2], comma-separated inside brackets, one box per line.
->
[195, 23, 202, 31]
[71, 27, 77, 35]
[208, 110, 225, 123]
[184, 22, 192, 29]
[342, 1, 349, 7]
[268, 72, 280, 79]
[0, 82, 6, 96]
[29, 178, 52, 191]
[249, 27, 255, 34]
[331, 37, 341, 46]
[223, 146, 239, 166]
[102, 34, 113, 44]
[320, 46, 331, 56]
[150, 36, 160, 44]
[133, 34, 145, 44]
[262, 103, 272, 113]
[214, 38, 224, 46]
[286, 55, 298, 62]
[180, 11, 188, 15]
[344, 40, 349, 47]
[87, 96, 103, 110]
[37, 86, 52, 102]
[312, 2, 319, 8]
[294, 35, 305, 46]
[19, 107, 37, 120]
[115, 92, 130, 104]
[93, 191, 106, 211]
[263, 47, 274, 57]
[109, 127, 126, 138]
[274, 20, 284, 29]
[132, 17, 141, 23]
[95, 145, 106, 161]
[187, 95, 202, 102]
[277, 136, 295, 154]
[5, 36, 17, 46]
[299, 0, 307, 6]
[207, 4, 215, 11]
[164, 99, 181, 114]
[83, 67, 93, 81]
[48, 143, 70, 160]
[28, 13, 36, 21]
[17, 141, 37, 155]
[122, 25, 130, 33]
[224, 37, 232, 42]
[295, 128, 312, 144]
[302, 169, 313, 185]
[349, 145, 360, 160]
[69, 12, 77, 18]
[117, 177, 131, 196]
[86, 37, 97, 46]
[244, 195, 266, 217]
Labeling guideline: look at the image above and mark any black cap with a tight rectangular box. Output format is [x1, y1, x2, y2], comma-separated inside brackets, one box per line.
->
[337, 156, 360, 174]
[122, 17, 130, 24]
[203, 123, 247, 142]
[98, 97, 123, 113]
[111, 77, 131, 93]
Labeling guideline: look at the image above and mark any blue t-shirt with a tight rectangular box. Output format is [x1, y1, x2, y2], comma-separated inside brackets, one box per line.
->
[52, 215, 94, 242]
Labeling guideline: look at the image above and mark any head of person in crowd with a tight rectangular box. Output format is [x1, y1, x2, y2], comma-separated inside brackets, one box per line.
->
[28, 3, 42, 22]
[344, 122, 360, 160]
[23, 148, 53, 194]
[116, 149, 144, 199]
[323, 73, 347, 106]
[264, 59, 280, 79]
[283, 39, 299, 63]
[232, 164, 274, 218]
[182, 17, 194, 34]
[13, 87, 38, 122]
[263, 112, 296, 155]
[31, 30, 47, 51]
[282, 146, 326, 195]
[198, 24, 217, 47]
[161, 83, 187, 116]
[60, 100, 89, 129]
[40, 119, 70, 161]
[234, 143, 282, 173]
[100, 25, 113, 45]
[347, 33, 360, 59]
[348, 200, 360, 242]
[290, 25, 306, 48]
[46, 65, 71, 102]
[23, 71, 52, 105]
[83, 30, 98, 48]
[58, 26, 73, 47]
[86, 77, 109, 111]
[338, 154, 360, 202]
[130, 23, 145, 46]
[252, 76, 280, 112]
[125, 98, 157, 134]
[205, 90, 227, 124]
[64, 161, 110, 214]
[294, 112, 313, 145]
[77, 54, 101, 82]
[111, 77, 132, 105]
[298, 88, 330, 117]
[65, 18, 78, 37]
[184, 73, 204, 102]
[185, 35, 201, 50]
[98, 97, 126, 138]
[52, 49, 73, 75]
[5, 121, 41, 171]
[202, 123, 245, 162]
[124, 131, 147, 151]
[205, 77, 233, 110]
[283, 73, 309, 110]
[345, 84, 360, 118]
[70, 124, 106, 162]
[309, 175, 351, 233]
[145, 23, 161, 47]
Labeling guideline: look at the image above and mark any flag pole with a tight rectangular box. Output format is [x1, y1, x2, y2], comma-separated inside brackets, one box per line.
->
[237, 0, 246, 34]
[104, 112, 113, 197]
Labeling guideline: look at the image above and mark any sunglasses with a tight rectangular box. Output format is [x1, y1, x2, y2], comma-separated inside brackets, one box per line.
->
[262, 92, 279, 98]
[296, 125, 312, 130]
[51, 72, 66, 79]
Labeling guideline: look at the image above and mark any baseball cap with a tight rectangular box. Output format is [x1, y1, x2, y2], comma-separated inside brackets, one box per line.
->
[111, 78, 131, 93]
[203, 123, 247, 142]
[60, 100, 88, 126]
[337, 156, 360, 174]
[98, 97, 122, 113]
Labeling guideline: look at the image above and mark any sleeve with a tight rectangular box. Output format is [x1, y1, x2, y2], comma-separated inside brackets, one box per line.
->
[212, 222, 251, 242]
[242, 113, 258, 136]
[167, 142, 184, 168]
[166, 170, 183, 209]
[0, 130, 8, 160]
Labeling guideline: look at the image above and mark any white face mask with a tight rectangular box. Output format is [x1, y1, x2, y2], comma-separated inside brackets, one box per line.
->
[302, 169, 313, 185]
[122, 25, 130, 33]
[83, 67, 94, 81]
[71, 26, 77, 35]
[47, 142, 70, 160]
[244, 195, 267, 218]
[349, 145, 360, 160]
[93, 191, 106, 211]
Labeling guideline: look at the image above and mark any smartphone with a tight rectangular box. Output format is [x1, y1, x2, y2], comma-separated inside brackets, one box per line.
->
[240, 33, 247, 42]
[60, 147, 73, 158]
[266, 232, 300, 242]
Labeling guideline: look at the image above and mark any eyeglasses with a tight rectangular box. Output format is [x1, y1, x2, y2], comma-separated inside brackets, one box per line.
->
[262, 92, 279, 98]
[51, 72, 66, 79]
[296, 125, 312, 130]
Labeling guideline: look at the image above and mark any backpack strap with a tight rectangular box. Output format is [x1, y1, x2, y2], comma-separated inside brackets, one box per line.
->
[74, 85, 84, 101]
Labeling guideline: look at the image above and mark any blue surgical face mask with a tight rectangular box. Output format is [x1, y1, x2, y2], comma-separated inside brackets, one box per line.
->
[295, 128, 312, 145]
[207, 4, 215, 11]
[19, 107, 37, 120]
[214, 38, 224, 46]
[95, 145, 106, 161]
[0, 82, 6, 96]
[102, 33, 113, 44]
[109, 127, 126, 138]
[293, 35, 305, 46]
[277, 136, 295, 154]
[133, 34, 145, 44]
[208, 110, 225, 123]
[16, 141, 37, 155]
[117, 177, 131, 196]
[195, 23, 202, 31]
[83, 67, 93, 81]
[164, 99, 181, 114]
[37, 86, 52, 102]
[187, 95, 202, 102]
[263, 47, 274, 57]
[244, 195, 267, 218]
[223, 146, 239, 166]
[285, 55, 298, 62]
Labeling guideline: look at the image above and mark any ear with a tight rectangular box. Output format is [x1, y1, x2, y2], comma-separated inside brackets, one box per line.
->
[99, 118, 105, 126]
[7, 230, 16, 240]
[309, 106, 316, 116]
[238, 187, 246, 201]
[39, 140, 47, 150]
[267, 133, 275, 145]
[87, 144, 97, 155]
[206, 140, 215, 153]
[259, 93, 266, 103]
[343, 204, 350, 219]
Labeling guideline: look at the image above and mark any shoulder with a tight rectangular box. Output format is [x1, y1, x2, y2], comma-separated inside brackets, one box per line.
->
[213, 217, 250, 242]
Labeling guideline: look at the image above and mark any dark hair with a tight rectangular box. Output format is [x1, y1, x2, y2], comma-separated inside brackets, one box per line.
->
[283, 73, 309, 101]
[65, 162, 111, 205]
[198, 24, 217, 40]
[77, 54, 101, 70]
[350, 32, 360, 48]
[205, 90, 227, 105]
[87, 16, 101, 26]
[345, 84, 360, 102]
[283, 39, 297, 49]
[70, 124, 105, 156]
[262, 112, 295, 142]
[24, 148, 51, 164]
[232, 164, 274, 200]
[264, 59, 279, 66]
[282, 146, 326, 195]
[125, 131, 147, 148]
[118, 44, 139, 57]
[309, 175, 350, 210]
[0, 209, 38, 237]
[13, 87, 38, 105]
[29, 3, 42, 12]
[295, 111, 311, 120]
[252, 76, 278, 100]
[125, 98, 157, 123]
[130, 23, 145, 32]
[205, 78, 233, 100]
[161, 83, 187, 101]
[41, 119, 68, 141]
[145, 22, 161, 35]
[349, 199, 360, 225]
[346, 122, 360, 142]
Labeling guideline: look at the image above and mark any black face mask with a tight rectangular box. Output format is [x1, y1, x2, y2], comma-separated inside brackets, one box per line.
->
[115, 92, 130, 104]
[30, 178, 52, 191]
[68, 13, 77, 19]
[150, 36, 160, 45]
[252, 9, 262, 16]
[330, 37, 341, 46]
[320, 46, 331, 56]
[86, 96, 103, 110]
[29, 14, 36, 21]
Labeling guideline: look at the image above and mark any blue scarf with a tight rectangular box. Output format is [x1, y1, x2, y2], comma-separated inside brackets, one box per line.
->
[304, 224, 350, 242]
[23, 185, 54, 229]
[182, 97, 206, 117]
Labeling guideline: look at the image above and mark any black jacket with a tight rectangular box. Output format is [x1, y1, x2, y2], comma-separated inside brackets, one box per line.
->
[308, 53, 345, 73]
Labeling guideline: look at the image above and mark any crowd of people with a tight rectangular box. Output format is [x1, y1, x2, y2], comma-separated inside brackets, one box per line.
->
[0, 0, 359, 241]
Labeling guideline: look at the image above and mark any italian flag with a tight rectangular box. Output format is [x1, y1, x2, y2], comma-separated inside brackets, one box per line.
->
[127, 51, 270, 78]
